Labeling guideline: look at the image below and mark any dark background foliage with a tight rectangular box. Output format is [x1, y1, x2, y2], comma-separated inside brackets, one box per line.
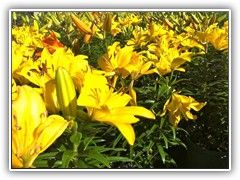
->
[173, 45, 229, 169]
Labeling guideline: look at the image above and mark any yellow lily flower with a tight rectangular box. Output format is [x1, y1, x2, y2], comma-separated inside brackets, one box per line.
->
[161, 92, 207, 127]
[147, 22, 168, 40]
[98, 42, 146, 78]
[12, 42, 26, 73]
[186, 22, 228, 51]
[71, 13, 102, 44]
[12, 85, 69, 168]
[110, 15, 122, 36]
[154, 48, 192, 75]
[177, 34, 205, 51]
[12, 21, 44, 74]
[15, 48, 89, 87]
[125, 55, 154, 80]
[123, 56, 155, 105]
[119, 14, 140, 26]
[127, 26, 148, 48]
[12, 20, 43, 50]
[77, 73, 155, 145]
[205, 27, 228, 51]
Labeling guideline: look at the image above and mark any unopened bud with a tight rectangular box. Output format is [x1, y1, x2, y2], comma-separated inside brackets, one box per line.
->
[103, 13, 112, 33]
[71, 14, 92, 35]
[55, 67, 77, 121]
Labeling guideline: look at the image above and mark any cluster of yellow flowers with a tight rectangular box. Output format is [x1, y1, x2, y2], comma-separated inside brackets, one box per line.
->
[11, 12, 228, 168]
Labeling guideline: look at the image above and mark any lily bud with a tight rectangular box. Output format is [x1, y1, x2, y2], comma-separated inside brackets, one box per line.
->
[103, 13, 112, 33]
[83, 24, 96, 44]
[83, 34, 93, 44]
[149, 22, 154, 36]
[55, 67, 77, 121]
[190, 14, 200, 24]
[164, 19, 174, 29]
[71, 14, 92, 35]
[209, 14, 217, 25]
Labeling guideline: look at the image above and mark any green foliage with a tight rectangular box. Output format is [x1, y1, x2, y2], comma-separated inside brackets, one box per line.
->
[176, 45, 229, 153]
[34, 117, 132, 168]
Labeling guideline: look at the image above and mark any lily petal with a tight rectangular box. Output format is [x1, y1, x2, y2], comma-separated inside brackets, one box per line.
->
[93, 109, 139, 124]
[34, 115, 69, 154]
[113, 106, 155, 120]
[12, 85, 46, 154]
[112, 123, 135, 146]
[106, 92, 132, 109]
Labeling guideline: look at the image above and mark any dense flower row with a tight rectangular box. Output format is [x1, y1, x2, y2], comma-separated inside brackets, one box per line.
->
[11, 12, 228, 168]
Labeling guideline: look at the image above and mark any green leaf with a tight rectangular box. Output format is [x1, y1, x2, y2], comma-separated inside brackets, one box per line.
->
[83, 136, 94, 150]
[161, 134, 169, 149]
[58, 144, 67, 152]
[157, 144, 166, 164]
[160, 117, 165, 129]
[75, 160, 89, 168]
[36, 152, 59, 160]
[12, 12, 17, 21]
[87, 150, 110, 168]
[87, 146, 126, 153]
[70, 132, 82, 147]
[107, 156, 133, 163]
[171, 126, 176, 140]
[61, 150, 75, 168]
[52, 160, 62, 168]
[147, 140, 154, 154]
[26, 15, 30, 24]
[112, 134, 123, 148]
[34, 152, 59, 167]
[145, 100, 155, 104]
[146, 124, 158, 136]
[33, 160, 49, 168]
[217, 14, 227, 23]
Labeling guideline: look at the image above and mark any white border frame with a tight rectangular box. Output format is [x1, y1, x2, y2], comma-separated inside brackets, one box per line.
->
[9, 8, 231, 172]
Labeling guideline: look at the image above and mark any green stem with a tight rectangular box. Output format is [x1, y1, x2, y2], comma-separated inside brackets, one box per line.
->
[72, 121, 78, 153]
[129, 145, 134, 160]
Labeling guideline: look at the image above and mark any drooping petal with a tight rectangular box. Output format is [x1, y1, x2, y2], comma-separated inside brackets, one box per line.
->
[98, 54, 115, 72]
[190, 101, 207, 111]
[141, 61, 154, 75]
[112, 106, 155, 120]
[185, 111, 197, 120]
[172, 57, 189, 69]
[169, 113, 181, 127]
[112, 123, 135, 146]
[161, 92, 206, 127]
